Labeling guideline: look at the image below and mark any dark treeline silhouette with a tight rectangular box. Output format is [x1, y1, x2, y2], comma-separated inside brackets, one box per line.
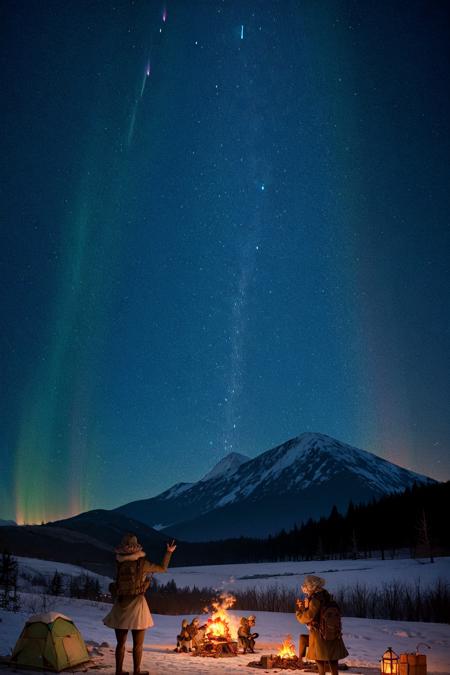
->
[174, 480, 450, 565]
[146, 578, 450, 623]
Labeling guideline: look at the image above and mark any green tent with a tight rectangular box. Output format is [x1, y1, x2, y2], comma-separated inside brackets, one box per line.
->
[11, 612, 90, 671]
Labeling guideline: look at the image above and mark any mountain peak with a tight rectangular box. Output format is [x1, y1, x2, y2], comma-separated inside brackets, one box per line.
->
[200, 452, 251, 482]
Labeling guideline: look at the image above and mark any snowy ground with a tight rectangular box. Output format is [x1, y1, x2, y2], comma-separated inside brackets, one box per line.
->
[1, 593, 450, 674]
[1, 556, 449, 674]
[164, 557, 450, 594]
[14, 554, 450, 595]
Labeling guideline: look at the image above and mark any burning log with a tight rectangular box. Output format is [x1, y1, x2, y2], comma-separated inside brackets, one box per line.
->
[248, 654, 306, 670]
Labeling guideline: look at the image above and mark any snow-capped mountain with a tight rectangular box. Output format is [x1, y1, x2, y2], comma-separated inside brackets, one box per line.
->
[116, 433, 436, 541]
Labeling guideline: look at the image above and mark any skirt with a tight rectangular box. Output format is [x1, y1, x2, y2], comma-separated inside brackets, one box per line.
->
[103, 594, 154, 630]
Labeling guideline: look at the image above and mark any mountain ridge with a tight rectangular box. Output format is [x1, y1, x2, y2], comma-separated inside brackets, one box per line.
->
[115, 432, 436, 540]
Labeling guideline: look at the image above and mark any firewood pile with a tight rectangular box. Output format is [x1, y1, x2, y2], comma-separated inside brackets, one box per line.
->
[248, 654, 310, 670]
[192, 636, 238, 658]
[248, 656, 348, 671]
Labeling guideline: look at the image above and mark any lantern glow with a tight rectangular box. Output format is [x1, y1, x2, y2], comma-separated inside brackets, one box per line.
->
[381, 647, 399, 674]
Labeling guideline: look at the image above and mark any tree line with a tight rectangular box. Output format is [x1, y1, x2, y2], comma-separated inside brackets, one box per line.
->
[178, 480, 450, 565]
[148, 578, 450, 623]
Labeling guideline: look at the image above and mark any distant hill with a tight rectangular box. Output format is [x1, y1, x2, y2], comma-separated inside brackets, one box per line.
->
[116, 432, 436, 541]
[0, 510, 173, 576]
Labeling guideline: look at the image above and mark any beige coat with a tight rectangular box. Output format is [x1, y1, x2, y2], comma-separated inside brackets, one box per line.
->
[103, 549, 172, 630]
[296, 592, 348, 662]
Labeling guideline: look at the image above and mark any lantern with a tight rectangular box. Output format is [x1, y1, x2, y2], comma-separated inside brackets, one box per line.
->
[381, 647, 399, 674]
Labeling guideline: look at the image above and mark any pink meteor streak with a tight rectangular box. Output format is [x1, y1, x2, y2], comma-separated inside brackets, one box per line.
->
[162, 7, 167, 22]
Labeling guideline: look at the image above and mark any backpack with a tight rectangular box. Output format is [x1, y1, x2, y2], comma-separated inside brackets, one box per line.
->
[112, 557, 151, 598]
[316, 592, 342, 641]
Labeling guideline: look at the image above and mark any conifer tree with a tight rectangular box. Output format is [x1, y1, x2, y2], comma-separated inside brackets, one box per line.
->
[0, 549, 19, 610]
[49, 570, 63, 596]
[69, 576, 81, 598]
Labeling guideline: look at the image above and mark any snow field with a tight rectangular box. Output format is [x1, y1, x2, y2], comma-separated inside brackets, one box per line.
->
[164, 556, 450, 594]
[1, 556, 449, 673]
[1, 593, 450, 673]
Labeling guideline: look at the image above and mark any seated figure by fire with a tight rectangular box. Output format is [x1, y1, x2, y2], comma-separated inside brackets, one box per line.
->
[238, 615, 259, 654]
[176, 617, 207, 652]
[175, 619, 191, 652]
[188, 617, 207, 650]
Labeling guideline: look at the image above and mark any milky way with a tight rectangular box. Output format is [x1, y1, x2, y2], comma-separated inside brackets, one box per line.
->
[1, 1, 449, 522]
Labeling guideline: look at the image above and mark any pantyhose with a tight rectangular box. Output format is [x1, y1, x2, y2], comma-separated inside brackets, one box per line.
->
[114, 628, 148, 675]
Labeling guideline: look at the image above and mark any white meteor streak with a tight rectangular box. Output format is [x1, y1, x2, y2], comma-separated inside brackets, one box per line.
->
[240, 24, 244, 40]
[139, 62, 150, 98]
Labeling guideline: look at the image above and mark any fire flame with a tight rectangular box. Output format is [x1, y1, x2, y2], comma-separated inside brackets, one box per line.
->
[206, 616, 229, 639]
[204, 593, 238, 640]
[277, 635, 297, 659]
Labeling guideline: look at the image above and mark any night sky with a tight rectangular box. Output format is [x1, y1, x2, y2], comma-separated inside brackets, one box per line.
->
[1, 1, 449, 524]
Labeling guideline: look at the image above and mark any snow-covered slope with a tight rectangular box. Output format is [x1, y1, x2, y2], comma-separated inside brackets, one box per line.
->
[164, 556, 450, 595]
[15, 556, 111, 592]
[158, 482, 194, 501]
[116, 433, 436, 540]
[200, 452, 250, 482]
[153, 452, 250, 505]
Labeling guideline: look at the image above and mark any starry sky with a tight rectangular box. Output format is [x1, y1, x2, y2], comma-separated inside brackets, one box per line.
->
[1, 1, 449, 524]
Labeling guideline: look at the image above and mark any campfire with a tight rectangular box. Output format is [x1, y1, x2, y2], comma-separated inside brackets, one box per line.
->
[249, 634, 304, 670]
[193, 593, 239, 657]
[277, 635, 297, 660]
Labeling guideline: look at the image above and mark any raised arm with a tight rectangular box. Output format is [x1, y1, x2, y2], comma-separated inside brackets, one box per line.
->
[144, 540, 176, 573]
